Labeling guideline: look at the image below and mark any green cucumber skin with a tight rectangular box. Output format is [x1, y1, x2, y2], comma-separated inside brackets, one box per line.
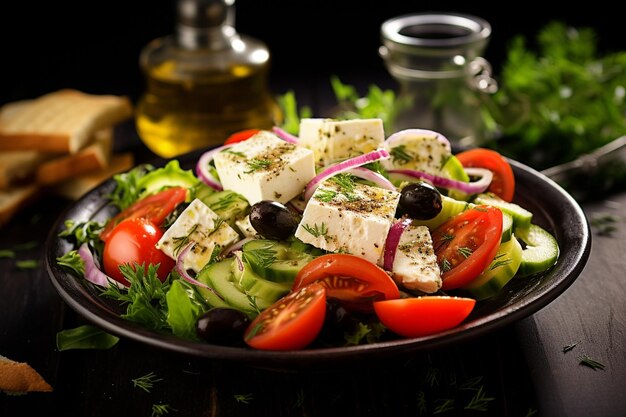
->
[474, 193, 533, 230]
[199, 259, 260, 317]
[196, 261, 236, 309]
[413, 195, 471, 230]
[516, 224, 560, 277]
[243, 239, 315, 283]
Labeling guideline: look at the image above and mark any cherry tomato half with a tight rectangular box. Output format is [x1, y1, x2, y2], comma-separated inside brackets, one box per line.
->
[373, 296, 476, 338]
[431, 205, 503, 290]
[100, 186, 187, 242]
[456, 148, 515, 202]
[292, 254, 400, 312]
[103, 217, 175, 286]
[224, 129, 261, 145]
[244, 282, 327, 350]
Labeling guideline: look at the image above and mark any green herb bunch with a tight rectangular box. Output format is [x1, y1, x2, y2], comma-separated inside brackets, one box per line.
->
[483, 21, 626, 170]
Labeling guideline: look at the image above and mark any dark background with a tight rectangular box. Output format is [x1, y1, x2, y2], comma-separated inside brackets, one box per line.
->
[1, 0, 624, 107]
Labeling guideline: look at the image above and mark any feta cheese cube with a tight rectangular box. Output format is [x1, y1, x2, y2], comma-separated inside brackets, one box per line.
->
[382, 130, 452, 175]
[235, 215, 259, 238]
[213, 131, 315, 205]
[294, 178, 400, 265]
[298, 118, 385, 165]
[156, 199, 239, 272]
[391, 223, 442, 293]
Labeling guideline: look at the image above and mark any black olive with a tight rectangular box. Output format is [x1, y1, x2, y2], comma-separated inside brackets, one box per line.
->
[196, 307, 250, 345]
[398, 182, 443, 220]
[249, 200, 301, 240]
[319, 298, 364, 341]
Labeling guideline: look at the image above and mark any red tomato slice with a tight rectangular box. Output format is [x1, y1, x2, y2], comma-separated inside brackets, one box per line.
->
[103, 217, 175, 286]
[292, 254, 400, 312]
[431, 205, 503, 290]
[100, 186, 187, 242]
[373, 296, 476, 338]
[224, 129, 261, 145]
[244, 282, 327, 350]
[456, 148, 515, 202]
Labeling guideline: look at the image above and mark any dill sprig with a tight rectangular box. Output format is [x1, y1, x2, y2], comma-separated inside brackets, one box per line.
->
[302, 223, 328, 239]
[457, 247, 473, 258]
[242, 244, 277, 269]
[562, 341, 579, 353]
[464, 385, 495, 411]
[490, 253, 512, 270]
[132, 371, 163, 393]
[389, 144, 414, 165]
[151, 403, 176, 416]
[234, 393, 254, 404]
[244, 158, 271, 173]
[578, 354, 606, 370]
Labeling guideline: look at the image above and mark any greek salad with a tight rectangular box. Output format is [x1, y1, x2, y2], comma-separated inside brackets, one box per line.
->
[57, 118, 560, 351]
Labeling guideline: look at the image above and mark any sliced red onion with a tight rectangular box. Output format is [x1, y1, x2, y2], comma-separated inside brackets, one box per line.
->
[385, 128, 451, 150]
[232, 250, 245, 272]
[196, 144, 233, 191]
[388, 167, 493, 195]
[77, 243, 127, 289]
[272, 126, 299, 144]
[221, 236, 255, 257]
[175, 243, 217, 293]
[383, 217, 413, 271]
[304, 149, 391, 201]
[346, 167, 397, 191]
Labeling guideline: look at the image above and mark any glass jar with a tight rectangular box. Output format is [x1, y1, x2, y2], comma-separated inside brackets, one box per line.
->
[136, 0, 282, 158]
[379, 12, 497, 148]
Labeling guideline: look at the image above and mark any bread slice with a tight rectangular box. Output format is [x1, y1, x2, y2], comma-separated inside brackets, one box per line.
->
[52, 152, 135, 200]
[0, 151, 52, 189]
[35, 128, 113, 185]
[0, 354, 53, 393]
[0, 89, 133, 154]
[0, 184, 39, 227]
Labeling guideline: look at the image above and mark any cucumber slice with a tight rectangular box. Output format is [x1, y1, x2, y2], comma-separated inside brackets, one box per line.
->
[474, 193, 532, 230]
[441, 155, 471, 201]
[501, 212, 513, 243]
[200, 190, 250, 228]
[195, 259, 237, 309]
[199, 258, 260, 317]
[242, 239, 315, 283]
[463, 235, 523, 300]
[231, 260, 291, 308]
[413, 195, 472, 230]
[516, 224, 560, 277]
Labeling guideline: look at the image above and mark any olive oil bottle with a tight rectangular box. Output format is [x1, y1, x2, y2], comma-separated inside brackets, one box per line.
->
[136, 0, 282, 158]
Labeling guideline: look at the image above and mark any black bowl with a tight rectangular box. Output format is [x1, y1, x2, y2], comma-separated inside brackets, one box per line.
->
[45, 150, 591, 370]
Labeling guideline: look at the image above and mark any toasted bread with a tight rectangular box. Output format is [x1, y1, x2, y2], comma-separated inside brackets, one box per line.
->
[0, 89, 133, 154]
[52, 152, 135, 200]
[0, 184, 39, 228]
[0, 354, 53, 393]
[35, 128, 113, 185]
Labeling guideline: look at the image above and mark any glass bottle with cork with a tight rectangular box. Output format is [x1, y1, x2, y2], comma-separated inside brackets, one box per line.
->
[136, 0, 282, 158]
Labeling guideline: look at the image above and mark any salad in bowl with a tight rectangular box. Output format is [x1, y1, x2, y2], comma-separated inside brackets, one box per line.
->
[55, 118, 559, 351]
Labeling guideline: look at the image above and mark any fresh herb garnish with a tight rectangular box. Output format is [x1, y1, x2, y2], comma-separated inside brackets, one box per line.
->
[457, 247, 473, 258]
[107, 164, 152, 210]
[433, 399, 456, 414]
[490, 253, 512, 270]
[464, 385, 495, 411]
[132, 372, 163, 393]
[234, 393, 254, 404]
[590, 213, 619, 236]
[242, 244, 277, 269]
[58, 219, 103, 247]
[441, 258, 452, 273]
[562, 341, 579, 353]
[316, 188, 338, 202]
[244, 158, 271, 173]
[172, 224, 199, 256]
[277, 89, 312, 135]
[578, 354, 606, 370]
[15, 259, 38, 270]
[390, 145, 414, 165]
[302, 223, 328, 240]
[56, 250, 85, 276]
[151, 404, 176, 416]
[0, 249, 15, 258]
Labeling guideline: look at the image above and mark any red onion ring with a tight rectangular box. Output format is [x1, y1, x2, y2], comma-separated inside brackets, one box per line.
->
[175, 243, 222, 297]
[221, 236, 255, 257]
[196, 144, 233, 191]
[388, 167, 493, 195]
[272, 126, 300, 144]
[304, 149, 391, 201]
[346, 167, 397, 191]
[77, 243, 127, 289]
[383, 217, 413, 271]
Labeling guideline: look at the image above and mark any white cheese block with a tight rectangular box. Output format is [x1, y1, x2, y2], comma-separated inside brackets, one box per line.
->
[382, 130, 452, 175]
[391, 223, 442, 293]
[156, 199, 240, 273]
[213, 131, 315, 205]
[298, 118, 385, 166]
[294, 178, 400, 265]
[235, 215, 259, 238]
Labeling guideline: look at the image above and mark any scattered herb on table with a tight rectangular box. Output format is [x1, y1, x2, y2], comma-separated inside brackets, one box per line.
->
[590, 213, 619, 236]
[562, 341, 580, 353]
[234, 393, 254, 404]
[578, 354, 606, 370]
[132, 372, 163, 393]
[0, 249, 15, 258]
[151, 403, 176, 417]
[15, 259, 38, 270]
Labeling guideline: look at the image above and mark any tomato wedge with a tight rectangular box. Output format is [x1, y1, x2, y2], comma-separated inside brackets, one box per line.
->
[292, 254, 400, 312]
[224, 128, 261, 145]
[456, 148, 515, 202]
[431, 205, 503, 290]
[103, 217, 175, 286]
[244, 282, 327, 350]
[100, 186, 187, 242]
[373, 296, 476, 338]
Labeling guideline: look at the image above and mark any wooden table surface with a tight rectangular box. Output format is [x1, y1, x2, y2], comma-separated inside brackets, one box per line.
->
[1, 106, 625, 417]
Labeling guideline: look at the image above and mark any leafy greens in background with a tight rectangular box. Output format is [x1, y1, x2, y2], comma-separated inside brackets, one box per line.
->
[482, 21, 626, 171]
